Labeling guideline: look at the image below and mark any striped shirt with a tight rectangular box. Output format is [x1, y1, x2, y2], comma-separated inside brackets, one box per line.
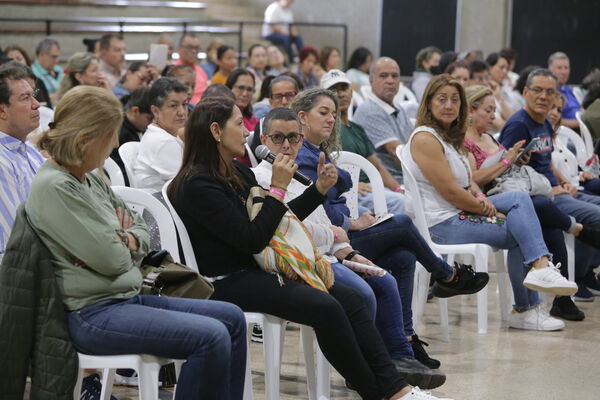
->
[0, 131, 45, 253]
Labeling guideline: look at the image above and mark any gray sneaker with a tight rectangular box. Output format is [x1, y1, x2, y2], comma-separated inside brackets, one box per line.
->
[392, 358, 446, 389]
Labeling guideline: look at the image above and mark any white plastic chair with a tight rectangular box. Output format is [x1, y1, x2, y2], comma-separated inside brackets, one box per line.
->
[119, 142, 141, 187]
[102, 157, 125, 186]
[246, 143, 259, 167]
[332, 151, 388, 219]
[557, 125, 589, 166]
[576, 111, 595, 157]
[397, 146, 512, 335]
[161, 181, 330, 400]
[74, 186, 186, 400]
[348, 90, 364, 121]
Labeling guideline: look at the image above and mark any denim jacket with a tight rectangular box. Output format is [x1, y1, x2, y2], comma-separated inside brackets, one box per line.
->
[296, 140, 354, 230]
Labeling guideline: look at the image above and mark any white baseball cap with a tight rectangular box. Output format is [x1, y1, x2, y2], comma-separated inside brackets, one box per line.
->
[320, 69, 351, 90]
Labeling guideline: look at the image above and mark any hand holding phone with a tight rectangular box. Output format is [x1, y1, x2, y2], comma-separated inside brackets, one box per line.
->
[517, 137, 540, 161]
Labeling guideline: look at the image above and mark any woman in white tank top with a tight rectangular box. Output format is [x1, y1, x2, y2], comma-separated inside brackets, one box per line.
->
[403, 75, 577, 331]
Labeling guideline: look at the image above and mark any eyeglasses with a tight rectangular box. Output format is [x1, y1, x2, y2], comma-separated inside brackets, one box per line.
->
[233, 85, 255, 94]
[433, 95, 460, 105]
[528, 86, 556, 97]
[271, 91, 297, 102]
[266, 132, 303, 144]
[472, 75, 489, 82]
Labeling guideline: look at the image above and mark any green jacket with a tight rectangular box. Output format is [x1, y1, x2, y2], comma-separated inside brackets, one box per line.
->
[0, 205, 78, 399]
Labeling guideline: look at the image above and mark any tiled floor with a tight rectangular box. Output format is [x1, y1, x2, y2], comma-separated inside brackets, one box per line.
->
[58, 270, 600, 400]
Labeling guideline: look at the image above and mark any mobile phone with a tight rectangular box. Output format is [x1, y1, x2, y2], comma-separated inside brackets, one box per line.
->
[518, 137, 540, 160]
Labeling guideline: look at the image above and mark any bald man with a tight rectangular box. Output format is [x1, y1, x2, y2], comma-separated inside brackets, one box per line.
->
[353, 57, 413, 182]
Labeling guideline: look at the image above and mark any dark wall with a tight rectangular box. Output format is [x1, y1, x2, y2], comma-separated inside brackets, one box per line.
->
[380, 0, 457, 76]
[511, 0, 600, 83]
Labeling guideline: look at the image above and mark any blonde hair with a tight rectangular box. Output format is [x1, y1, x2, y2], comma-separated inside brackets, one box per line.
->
[58, 52, 97, 100]
[38, 86, 123, 167]
[465, 85, 493, 110]
[416, 74, 469, 152]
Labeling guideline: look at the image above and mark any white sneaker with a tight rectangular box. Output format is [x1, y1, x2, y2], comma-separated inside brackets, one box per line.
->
[400, 387, 455, 400]
[523, 262, 578, 296]
[509, 305, 565, 331]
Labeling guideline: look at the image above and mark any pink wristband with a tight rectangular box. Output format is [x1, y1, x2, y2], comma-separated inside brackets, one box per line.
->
[269, 187, 285, 200]
[502, 159, 511, 167]
[475, 192, 487, 198]
[393, 185, 403, 192]
[333, 232, 339, 241]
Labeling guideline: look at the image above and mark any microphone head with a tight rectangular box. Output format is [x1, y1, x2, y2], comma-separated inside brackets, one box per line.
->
[255, 145, 272, 161]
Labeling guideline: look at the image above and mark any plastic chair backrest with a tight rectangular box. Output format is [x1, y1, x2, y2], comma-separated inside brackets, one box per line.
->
[161, 180, 199, 272]
[112, 186, 180, 263]
[246, 143, 259, 167]
[395, 83, 418, 104]
[332, 151, 388, 218]
[103, 157, 125, 186]
[576, 111, 595, 157]
[118, 142, 140, 187]
[556, 125, 588, 166]
[396, 145, 433, 243]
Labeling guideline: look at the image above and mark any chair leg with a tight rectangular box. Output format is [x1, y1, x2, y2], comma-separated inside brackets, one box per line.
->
[494, 251, 511, 322]
[475, 248, 489, 334]
[301, 325, 317, 400]
[100, 368, 116, 400]
[73, 368, 84, 400]
[437, 298, 449, 342]
[262, 315, 283, 400]
[315, 344, 330, 400]
[243, 348, 254, 400]
[564, 233, 576, 282]
[137, 358, 161, 400]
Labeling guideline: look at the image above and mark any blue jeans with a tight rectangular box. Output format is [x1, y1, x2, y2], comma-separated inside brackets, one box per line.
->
[359, 189, 406, 216]
[264, 32, 304, 61]
[349, 214, 454, 336]
[430, 191, 549, 311]
[582, 177, 600, 196]
[68, 295, 247, 400]
[332, 262, 414, 359]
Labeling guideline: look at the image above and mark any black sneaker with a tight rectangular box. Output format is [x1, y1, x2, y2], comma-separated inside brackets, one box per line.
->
[80, 373, 118, 400]
[392, 358, 445, 389]
[432, 263, 489, 298]
[550, 296, 585, 321]
[410, 334, 441, 369]
[251, 324, 263, 343]
[583, 270, 600, 295]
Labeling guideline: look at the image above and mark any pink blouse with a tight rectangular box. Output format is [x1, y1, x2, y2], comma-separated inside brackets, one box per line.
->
[464, 136, 505, 169]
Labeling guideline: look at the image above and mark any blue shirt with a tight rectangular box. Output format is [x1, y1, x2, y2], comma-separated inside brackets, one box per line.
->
[0, 131, 45, 253]
[499, 109, 557, 186]
[558, 84, 581, 120]
[112, 83, 130, 99]
[31, 60, 63, 95]
[296, 140, 353, 230]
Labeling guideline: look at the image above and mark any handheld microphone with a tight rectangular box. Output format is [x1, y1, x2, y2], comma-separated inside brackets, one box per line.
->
[255, 145, 313, 186]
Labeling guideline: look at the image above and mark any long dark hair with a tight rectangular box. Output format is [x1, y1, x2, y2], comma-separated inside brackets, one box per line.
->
[347, 47, 372, 71]
[168, 96, 243, 200]
[225, 68, 255, 118]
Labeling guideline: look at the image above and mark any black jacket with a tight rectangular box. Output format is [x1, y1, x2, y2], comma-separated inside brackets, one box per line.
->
[110, 116, 143, 186]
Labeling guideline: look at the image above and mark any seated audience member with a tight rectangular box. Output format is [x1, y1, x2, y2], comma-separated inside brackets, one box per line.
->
[582, 84, 600, 143]
[98, 34, 126, 89]
[134, 77, 188, 192]
[412, 46, 442, 101]
[156, 34, 175, 63]
[202, 83, 235, 101]
[293, 88, 489, 364]
[548, 52, 582, 129]
[4, 45, 31, 66]
[262, 0, 303, 62]
[444, 60, 470, 87]
[250, 74, 301, 151]
[211, 45, 238, 85]
[499, 68, 600, 302]
[246, 44, 268, 99]
[175, 33, 209, 104]
[164, 64, 196, 111]
[168, 95, 454, 400]
[112, 61, 151, 99]
[486, 52, 516, 120]
[0, 62, 45, 257]
[346, 47, 373, 93]
[58, 52, 109, 100]
[27, 85, 246, 399]
[109, 87, 153, 184]
[437, 51, 458, 77]
[321, 69, 405, 215]
[226, 69, 258, 131]
[499, 48, 519, 87]
[405, 74, 577, 331]
[464, 85, 596, 321]
[353, 57, 413, 183]
[201, 39, 224, 79]
[5, 45, 52, 108]
[504, 65, 540, 113]
[468, 59, 505, 131]
[252, 108, 447, 387]
[266, 44, 289, 77]
[82, 37, 100, 54]
[320, 46, 342, 73]
[31, 38, 63, 98]
[297, 45, 320, 89]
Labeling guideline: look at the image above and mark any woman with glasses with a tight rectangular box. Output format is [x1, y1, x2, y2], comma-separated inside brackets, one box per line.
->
[112, 61, 151, 99]
[226, 69, 258, 131]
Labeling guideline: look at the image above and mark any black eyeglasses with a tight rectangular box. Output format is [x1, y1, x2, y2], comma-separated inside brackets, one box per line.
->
[266, 132, 303, 144]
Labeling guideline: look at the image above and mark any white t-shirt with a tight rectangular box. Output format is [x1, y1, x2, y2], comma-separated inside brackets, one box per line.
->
[262, 2, 294, 37]
[133, 123, 183, 193]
